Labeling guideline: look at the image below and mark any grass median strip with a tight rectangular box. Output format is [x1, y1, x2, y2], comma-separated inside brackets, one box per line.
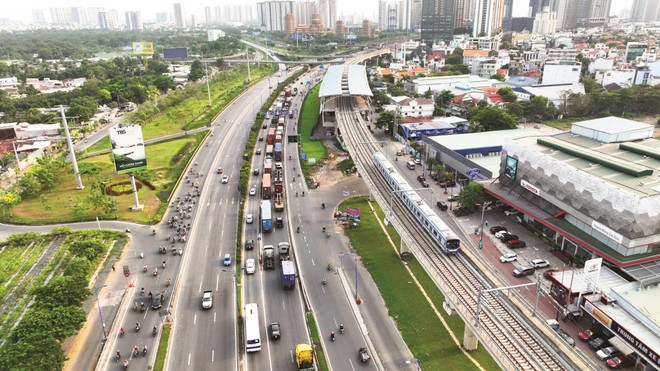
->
[340, 196, 498, 371]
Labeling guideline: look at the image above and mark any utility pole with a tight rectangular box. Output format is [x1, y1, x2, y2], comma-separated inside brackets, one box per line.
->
[60, 106, 84, 190]
[246, 46, 251, 83]
[202, 53, 212, 107]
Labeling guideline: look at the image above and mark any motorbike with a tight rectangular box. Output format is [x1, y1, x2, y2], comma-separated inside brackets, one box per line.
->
[325, 231, 330, 238]
[115, 352, 121, 362]
[135, 323, 140, 332]
[140, 303, 145, 312]
[119, 328, 125, 337]
[322, 277, 327, 285]
[340, 324, 344, 334]
[327, 263, 332, 271]
[152, 326, 158, 336]
[330, 331, 335, 341]
[125, 228, 131, 233]
[153, 268, 158, 277]
[123, 359, 129, 369]
[162, 261, 166, 269]
[132, 347, 139, 357]
[296, 226, 300, 234]
[152, 229, 156, 236]
[322, 203, 325, 209]
[179, 248, 183, 256]
[142, 347, 148, 357]
[139, 252, 144, 259]
[143, 266, 148, 273]
[166, 278, 171, 287]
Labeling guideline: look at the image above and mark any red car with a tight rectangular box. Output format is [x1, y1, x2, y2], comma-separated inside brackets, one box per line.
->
[578, 327, 601, 341]
[490, 226, 507, 234]
[606, 355, 633, 369]
[217, 167, 223, 174]
[506, 240, 527, 248]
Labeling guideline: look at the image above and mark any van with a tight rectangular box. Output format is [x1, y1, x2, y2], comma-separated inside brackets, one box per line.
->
[513, 266, 535, 277]
[406, 161, 416, 170]
[436, 201, 448, 211]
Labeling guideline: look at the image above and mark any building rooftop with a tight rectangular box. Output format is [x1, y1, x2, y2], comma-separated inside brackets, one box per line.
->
[572, 117, 654, 135]
[319, 65, 372, 98]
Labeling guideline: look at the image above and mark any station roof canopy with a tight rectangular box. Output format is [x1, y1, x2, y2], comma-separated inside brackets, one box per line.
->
[319, 65, 373, 98]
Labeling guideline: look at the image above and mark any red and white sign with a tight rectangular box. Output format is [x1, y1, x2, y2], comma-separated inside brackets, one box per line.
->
[520, 179, 540, 196]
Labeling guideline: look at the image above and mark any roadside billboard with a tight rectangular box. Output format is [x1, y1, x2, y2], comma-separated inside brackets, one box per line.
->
[163, 47, 189, 60]
[132, 42, 154, 55]
[109, 124, 147, 174]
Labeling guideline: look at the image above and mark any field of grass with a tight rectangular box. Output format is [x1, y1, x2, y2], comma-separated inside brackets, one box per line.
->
[340, 196, 499, 371]
[298, 84, 327, 176]
[10, 133, 205, 224]
[152, 323, 171, 371]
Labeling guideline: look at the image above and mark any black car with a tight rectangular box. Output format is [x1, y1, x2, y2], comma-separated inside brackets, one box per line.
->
[151, 294, 163, 310]
[256, 148, 262, 155]
[589, 337, 609, 350]
[436, 201, 448, 211]
[453, 207, 471, 217]
[245, 239, 254, 250]
[269, 322, 281, 339]
[421, 181, 429, 188]
[501, 234, 520, 242]
[275, 217, 284, 228]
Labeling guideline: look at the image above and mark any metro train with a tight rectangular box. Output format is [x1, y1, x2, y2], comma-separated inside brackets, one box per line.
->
[373, 152, 460, 254]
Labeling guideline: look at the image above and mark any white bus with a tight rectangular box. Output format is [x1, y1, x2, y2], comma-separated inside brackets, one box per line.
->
[244, 303, 261, 352]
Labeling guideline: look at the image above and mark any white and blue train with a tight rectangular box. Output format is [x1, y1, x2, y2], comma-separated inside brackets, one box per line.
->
[373, 152, 460, 254]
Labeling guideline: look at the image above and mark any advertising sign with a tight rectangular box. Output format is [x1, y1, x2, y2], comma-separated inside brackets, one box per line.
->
[583, 257, 603, 278]
[132, 42, 154, 55]
[109, 124, 147, 174]
[163, 47, 189, 60]
[591, 221, 623, 244]
[504, 155, 518, 181]
[521, 179, 540, 195]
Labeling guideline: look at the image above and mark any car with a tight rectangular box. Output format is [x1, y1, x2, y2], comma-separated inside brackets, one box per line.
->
[151, 294, 163, 310]
[417, 175, 426, 182]
[578, 327, 601, 341]
[589, 337, 609, 350]
[259, 136, 264, 142]
[556, 328, 576, 347]
[499, 253, 518, 263]
[262, 123, 268, 129]
[253, 168, 259, 176]
[490, 226, 507, 234]
[245, 239, 254, 250]
[596, 346, 622, 360]
[436, 201, 448, 211]
[606, 355, 633, 369]
[223, 254, 232, 266]
[269, 321, 281, 339]
[495, 230, 511, 239]
[249, 188, 256, 196]
[438, 180, 456, 188]
[504, 208, 519, 216]
[453, 207, 471, 217]
[530, 259, 550, 268]
[275, 217, 284, 228]
[513, 266, 535, 277]
[506, 240, 527, 248]
[421, 181, 429, 188]
[414, 158, 421, 165]
[221, 175, 229, 184]
[447, 195, 458, 202]
[216, 167, 223, 174]
[245, 258, 256, 274]
[256, 148, 262, 155]
[501, 234, 519, 242]
[246, 214, 253, 224]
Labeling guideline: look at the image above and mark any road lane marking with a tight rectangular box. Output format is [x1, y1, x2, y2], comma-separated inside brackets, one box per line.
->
[194, 314, 197, 325]
[211, 350, 215, 363]
[214, 311, 217, 322]
[187, 352, 191, 365]
[216, 274, 219, 291]
[349, 358, 356, 371]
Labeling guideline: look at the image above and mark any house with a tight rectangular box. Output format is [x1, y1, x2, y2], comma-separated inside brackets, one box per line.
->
[398, 116, 469, 140]
[513, 83, 585, 106]
[14, 123, 61, 139]
[395, 97, 434, 118]
[463, 49, 491, 67]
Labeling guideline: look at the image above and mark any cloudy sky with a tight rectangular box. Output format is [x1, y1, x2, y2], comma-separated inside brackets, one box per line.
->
[6, 0, 630, 23]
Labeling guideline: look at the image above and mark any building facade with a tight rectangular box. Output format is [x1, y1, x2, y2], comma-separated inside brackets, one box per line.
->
[173, 3, 186, 28]
[541, 60, 581, 85]
[420, 0, 454, 44]
[257, 1, 295, 32]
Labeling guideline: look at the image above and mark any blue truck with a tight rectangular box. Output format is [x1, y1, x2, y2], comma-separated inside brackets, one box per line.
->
[280, 261, 296, 289]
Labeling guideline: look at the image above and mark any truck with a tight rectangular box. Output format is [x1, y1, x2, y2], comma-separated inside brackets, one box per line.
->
[263, 245, 275, 269]
[275, 134, 282, 144]
[261, 173, 271, 199]
[202, 290, 213, 309]
[264, 161, 272, 175]
[274, 143, 283, 161]
[295, 344, 314, 371]
[284, 88, 292, 98]
[266, 144, 273, 157]
[278, 242, 290, 260]
[280, 261, 296, 289]
[267, 128, 276, 145]
[274, 169, 283, 186]
[278, 117, 285, 127]
[274, 193, 284, 211]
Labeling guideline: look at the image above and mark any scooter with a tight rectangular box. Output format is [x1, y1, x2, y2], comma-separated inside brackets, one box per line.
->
[330, 331, 335, 341]
[135, 323, 140, 332]
[152, 229, 156, 236]
[143, 265, 148, 273]
[322, 277, 327, 285]
[139, 252, 144, 259]
[340, 324, 344, 334]
[327, 263, 332, 271]
[140, 302, 145, 312]
[153, 268, 158, 277]
[152, 326, 158, 336]
[123, 359, 129, 369]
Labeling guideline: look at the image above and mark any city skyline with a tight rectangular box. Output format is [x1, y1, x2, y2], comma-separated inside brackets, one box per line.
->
[5, 0, 631, 24]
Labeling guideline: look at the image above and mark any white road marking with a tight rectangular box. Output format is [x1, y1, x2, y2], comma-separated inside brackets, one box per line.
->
[193, 314, 197, 325]
[187, 352, 191, 365]
[211, 350, 215, 363]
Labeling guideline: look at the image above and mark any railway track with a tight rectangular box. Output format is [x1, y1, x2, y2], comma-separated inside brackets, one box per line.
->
[335, 96, 572, 370]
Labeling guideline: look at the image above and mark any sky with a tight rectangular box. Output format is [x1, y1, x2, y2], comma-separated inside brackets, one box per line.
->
[5, 0, 630, 23]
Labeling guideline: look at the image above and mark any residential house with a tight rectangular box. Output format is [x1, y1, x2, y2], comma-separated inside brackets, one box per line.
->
[394, 97, 434, 118]
[462, 49, 490, 67]
[471, 58, 501, 79]
[513, 83, 585, 106]
[541, 60, 581, 85]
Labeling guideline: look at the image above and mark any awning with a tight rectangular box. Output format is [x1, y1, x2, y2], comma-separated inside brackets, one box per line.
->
[608, 336, 636, 356]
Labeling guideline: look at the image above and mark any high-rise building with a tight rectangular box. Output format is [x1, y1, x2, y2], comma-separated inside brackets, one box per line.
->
[409, 0, 423, 30]
[257, 1, 295, 32]
[98, 11, 119, 29]
[631, 0, 660, 22]
[156, 13, 168, 23]
[285, 13, 296, 34]
[125, 11, 143, 30]
[379, 0, 406, 30]
[50, 8, 72, 24]
[473, 0, 504, 37]
[205, 7, 212, 24]
[421, 0, 454, 44]
[577, 0, 611, 28]
[71, 7, 89, 25]
[173, 3, 186, 28]
[362, 19, 371, 37]
[329, 0, 337, 28]
[32, 10, 46, 24]
[214, 6, 222, 23]
[336, 19, 345, 34]
[533, 6, 556, 34]
[294, 2, 310, 25]
[453, 0, 470, 29]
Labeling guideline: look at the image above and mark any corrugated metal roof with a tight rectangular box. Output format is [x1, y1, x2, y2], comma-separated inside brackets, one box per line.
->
[573, 117, 653, 134]
[318, 65, 372, 98]
[429, 128, 542, 151]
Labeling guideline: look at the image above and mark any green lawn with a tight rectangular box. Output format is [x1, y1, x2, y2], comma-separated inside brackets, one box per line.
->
[10, 133, 205, 224]
[340, 196, 499, 371]
[298, 84, 327, 176]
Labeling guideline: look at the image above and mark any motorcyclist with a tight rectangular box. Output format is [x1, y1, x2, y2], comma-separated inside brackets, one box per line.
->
[140, 287, 144, 295]
[153, 326, 158, 335]
[116, 350, 121, 361]
[162, 261, 166, 269]
[142, 345, 148, 356]
[135, 322, 140, 332]
[153, 267, 158, 276]
[330, 331, 335, 341]
[302, 191, 305, 197]
[167, 278, 172, 287]
[340, 324, 344, 333]
[322, 203, 325, 209]
[133, 346, 139, 356]
[322, 226, 326, 232]
[120, 327, 125, 337]
[296, 226, 300, 233]
[295, 191, 298, 197]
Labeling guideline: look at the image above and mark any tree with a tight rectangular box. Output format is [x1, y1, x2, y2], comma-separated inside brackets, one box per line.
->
[490, 73, 505, 82]
[33, 276, 90, 309]
[497, 87, 517, 103]
[457, 181, 484, 212]
[188, 60, 204, 82]
[525, 95, 549, 118]
[0, 335, 67, 371]
[581, 76, 600, 94]
[374, 111, 399, 135]
[433, 90, 454, 116]
[67, 96, 98, 121]
[445, 54, 463, 65]
[471, 106, 517, 131]
[506, 101, 524, 118]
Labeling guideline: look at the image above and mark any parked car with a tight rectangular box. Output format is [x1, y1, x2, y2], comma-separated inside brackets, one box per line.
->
[221, 175, 229, 184]
[436, 201, 448, 211]
[414, 158, 421, 165]
[223, 254, 232, 266]
[531, 259, 550, 268]
[513, 266, 535, 277]
[504, 208, 519, 216]
[490, 226, 507, 234]
[447, 195, 459, 202]
[245, 258, 256, 274]
[495, 230, 511, 239]
[245, 239, 254, 250]
[269, 322, 281, 339]
[578, 327, 601, 341]
[246, 214, 253, 224]
[556, 328, 576, 347]
[500, 253, 518, 263]
[507, 240, 527, 248]
[606, 355, 633, 369]
[589, 337, 609, 350]
[501, 234, 520, 242]
[421, 180, 429, 188]
[453, 207, 471, 217]
[596, 346, 622, 360]
[438, 180, 456, 188]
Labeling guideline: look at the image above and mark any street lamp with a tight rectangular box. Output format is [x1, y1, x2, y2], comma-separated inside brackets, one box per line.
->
[478, 202, 491, 250]
[94, 284, 108, 341]
[339, 252, 359, 300]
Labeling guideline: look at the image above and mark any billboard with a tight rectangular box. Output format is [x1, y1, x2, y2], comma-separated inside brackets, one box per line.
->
[504, 155, 518, 181]
[132, 42, 154, 55]
[163, 47, 189, 60]
[109, 124, 147, 174]
[346, 34, 357, 40]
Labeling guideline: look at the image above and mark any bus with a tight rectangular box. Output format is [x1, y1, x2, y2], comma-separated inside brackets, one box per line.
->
[244, 303, 261, 352]
[261, 200, 272, 232]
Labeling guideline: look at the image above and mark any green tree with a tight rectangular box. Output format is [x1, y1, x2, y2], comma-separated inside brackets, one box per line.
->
[0, 335, 67, 371]
[525, 95, 549, 118]
[497, 87, 517, 102]
[490, 74, 505, 82]
[457, 181, 484, 212]
[33, 276, 90, 309]
[471, 106, 517, 131]
[12, 306, 86, 342]
[506, 101, 524, 118]
[445, 54, 463, 65]
[374, 111, 400, 134]
[68, 239, 106, 261]
[581, 76, 600, 94]
[67, 96, 98, 121]
[188, 60, 204, 81]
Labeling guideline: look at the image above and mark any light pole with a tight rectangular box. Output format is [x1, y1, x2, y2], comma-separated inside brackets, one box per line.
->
[478, 202, 491, 250]
[94, 284, 108, 341]
[339, 252, 359, 300]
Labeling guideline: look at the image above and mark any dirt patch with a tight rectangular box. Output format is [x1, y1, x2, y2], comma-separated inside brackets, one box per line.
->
[308, 150, 352, 188]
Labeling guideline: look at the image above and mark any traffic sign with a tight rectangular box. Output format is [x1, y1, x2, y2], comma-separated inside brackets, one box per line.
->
[466, 168, 481, 177]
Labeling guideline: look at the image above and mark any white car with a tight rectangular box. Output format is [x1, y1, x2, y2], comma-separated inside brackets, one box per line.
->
[245, 258, 256, 274]
[249, 188, 256, 196]
[499, 253, 517, 263]
[221, 175, 229, 184]
[223, 254, 232, 266]
[531, 259, 550, 268]
[495, 230, 511, 239]
[246, 214, 253, 224]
